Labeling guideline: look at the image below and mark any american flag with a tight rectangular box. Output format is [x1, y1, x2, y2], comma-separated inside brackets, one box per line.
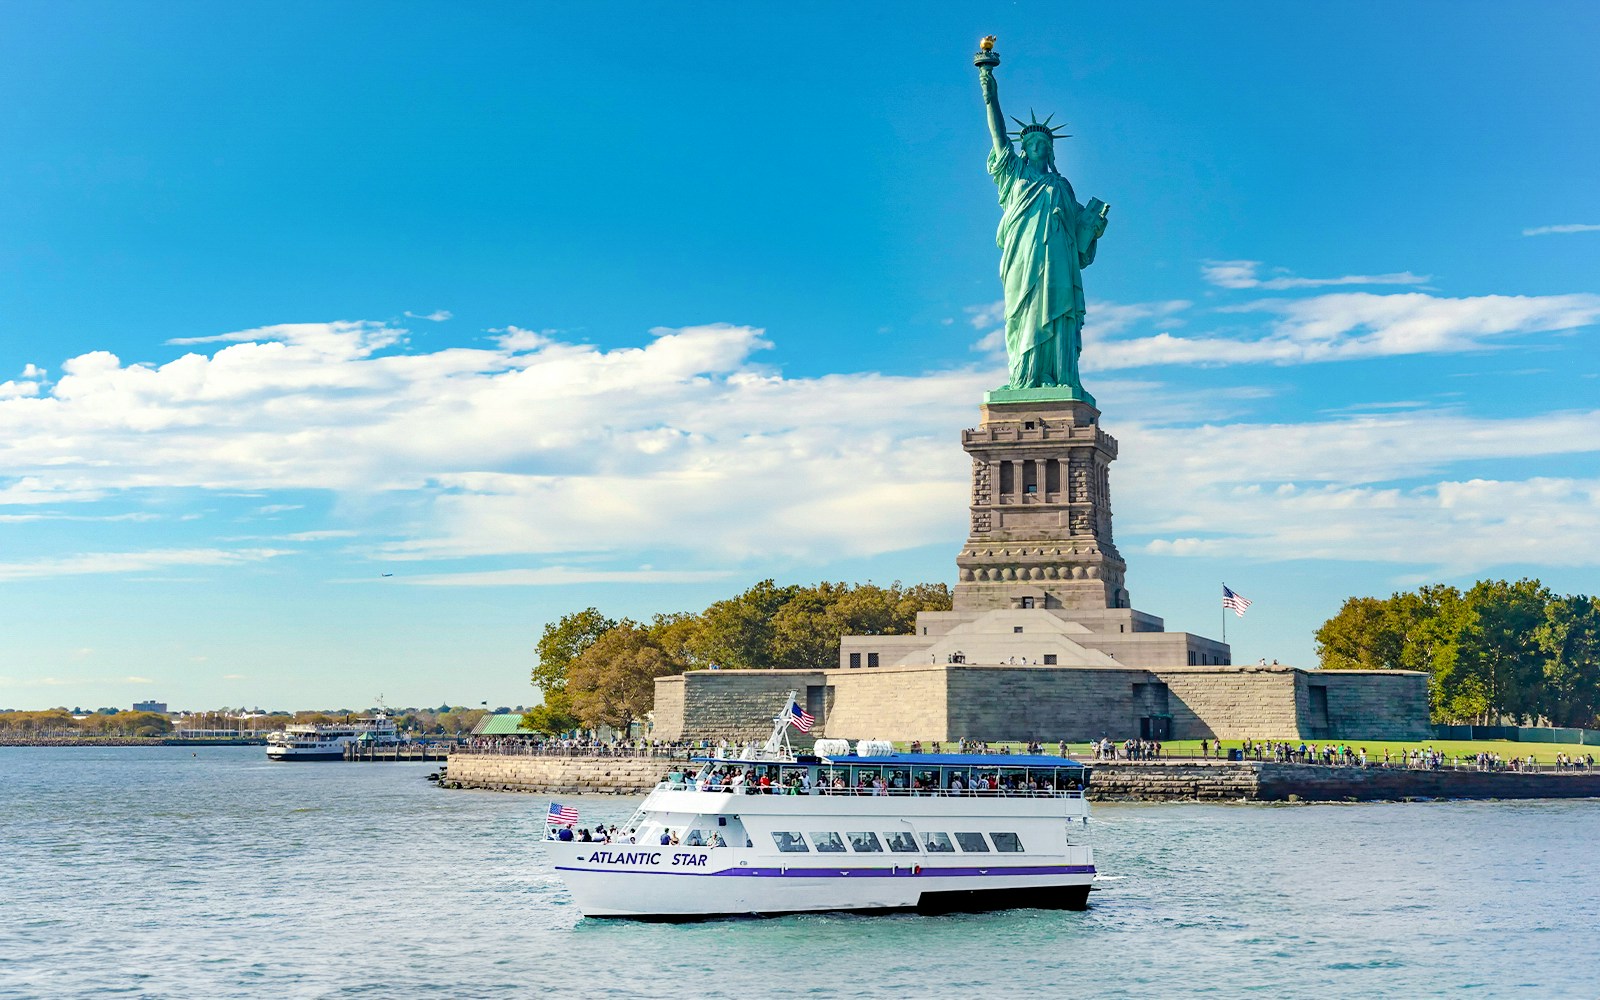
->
[1222, 584, 1253, 618]
[788, 701, 815, 733]
[546, 802, 579, 825]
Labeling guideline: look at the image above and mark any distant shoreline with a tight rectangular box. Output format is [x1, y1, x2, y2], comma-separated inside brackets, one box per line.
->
[0, 737, 269, 747]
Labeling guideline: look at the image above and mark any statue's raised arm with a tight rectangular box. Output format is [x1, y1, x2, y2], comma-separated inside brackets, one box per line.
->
[975, 37, 1009, 153]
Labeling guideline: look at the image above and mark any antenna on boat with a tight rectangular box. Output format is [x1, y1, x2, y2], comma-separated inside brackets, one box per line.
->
[760, 690, 798, 758]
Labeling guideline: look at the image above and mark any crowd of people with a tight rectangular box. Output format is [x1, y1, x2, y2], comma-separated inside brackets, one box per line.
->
[453, 736, 701, 758]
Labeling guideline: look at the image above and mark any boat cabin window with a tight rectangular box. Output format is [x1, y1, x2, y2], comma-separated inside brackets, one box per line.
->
[849, 765, 882, 791]
[809, 832, 846, 853]
[772, 832, 810, 853]
[847, 832, 883, 852]
[990, 832, 1025, 852]
[922, 832, 956, 853]
[954, 832, 989, 852]
[884, 832, 918, 853]
[885, 768, 910, 790]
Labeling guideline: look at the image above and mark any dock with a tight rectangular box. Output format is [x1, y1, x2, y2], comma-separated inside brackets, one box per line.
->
[343, 742, 453, 762]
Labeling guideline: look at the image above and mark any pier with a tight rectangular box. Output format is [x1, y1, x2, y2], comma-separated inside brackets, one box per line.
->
[343, 743, 453, 762]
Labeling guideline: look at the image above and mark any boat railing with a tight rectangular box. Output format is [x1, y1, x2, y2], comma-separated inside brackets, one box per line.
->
[653, 781, 1086, 799]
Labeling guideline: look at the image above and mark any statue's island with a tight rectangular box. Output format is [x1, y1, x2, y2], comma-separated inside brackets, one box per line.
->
[655, 40, 1429, 746]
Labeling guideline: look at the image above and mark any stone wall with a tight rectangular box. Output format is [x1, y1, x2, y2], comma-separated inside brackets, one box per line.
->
[656, 663, 1429, 743]
[654, 670, 826, 742]
[1160, 666, 1301, 739]
[441, 753, 671, 794]
[1090, 762, 1260, 800]
[946, 665, 1152, 741]
[825, 666, 948, 741]
[1299, 670, 1432, 740]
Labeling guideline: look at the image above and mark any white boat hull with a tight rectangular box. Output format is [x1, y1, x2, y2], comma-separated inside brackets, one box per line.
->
[555, 847, 1095, 918]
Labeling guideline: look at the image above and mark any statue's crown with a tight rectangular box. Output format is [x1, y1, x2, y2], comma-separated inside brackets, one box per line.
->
[1010, 110, 1071, 141]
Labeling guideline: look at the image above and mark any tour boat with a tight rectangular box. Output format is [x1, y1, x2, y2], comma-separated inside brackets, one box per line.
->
[552, 694, 1096, 919]
[265, 714, 404, 761]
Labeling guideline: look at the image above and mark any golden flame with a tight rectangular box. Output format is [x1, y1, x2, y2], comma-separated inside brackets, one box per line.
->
[980, 35, 996, 51]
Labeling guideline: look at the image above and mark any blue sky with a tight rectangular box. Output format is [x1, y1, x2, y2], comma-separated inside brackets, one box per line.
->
[3, 3, 1598, 710]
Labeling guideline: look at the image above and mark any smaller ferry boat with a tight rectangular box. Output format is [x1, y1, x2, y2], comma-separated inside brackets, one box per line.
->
[552, 694, 1096, 919]
[266, 714, 405, 761]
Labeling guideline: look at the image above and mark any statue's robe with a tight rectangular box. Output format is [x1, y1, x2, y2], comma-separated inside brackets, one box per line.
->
[988, 143, 1105, 390]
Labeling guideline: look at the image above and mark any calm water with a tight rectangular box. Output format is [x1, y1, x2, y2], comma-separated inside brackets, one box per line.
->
[1, 747, 1595, 999]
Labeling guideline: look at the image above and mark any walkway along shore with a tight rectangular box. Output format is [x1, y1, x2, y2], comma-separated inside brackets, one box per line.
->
[437, 751, 1600, 802]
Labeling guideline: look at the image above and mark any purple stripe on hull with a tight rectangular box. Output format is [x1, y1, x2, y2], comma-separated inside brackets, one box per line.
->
[555, 864, 1096, 878]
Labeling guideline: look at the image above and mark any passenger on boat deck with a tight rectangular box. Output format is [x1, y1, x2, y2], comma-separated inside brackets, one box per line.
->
[707, 832, 725, 848]
[659, 830, 672, 845]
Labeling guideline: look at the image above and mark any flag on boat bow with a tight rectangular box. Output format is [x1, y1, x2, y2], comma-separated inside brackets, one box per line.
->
[547, 802, 579, 825]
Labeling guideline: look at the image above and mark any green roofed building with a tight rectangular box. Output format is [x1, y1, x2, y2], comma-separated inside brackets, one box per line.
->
[471, 713, 536, 736]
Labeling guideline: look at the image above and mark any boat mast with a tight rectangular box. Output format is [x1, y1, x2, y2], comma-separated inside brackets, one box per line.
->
[759, 690, 798, 757]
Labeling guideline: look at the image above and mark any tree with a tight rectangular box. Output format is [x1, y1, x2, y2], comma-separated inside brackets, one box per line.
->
[567, 622, 685, 733]
[521, 688, 581, 736]
[1536, 594, 1600, 728]
[532, 607, 617, 694]
[1314, 596, 1406, 671]
[692, 579, 798, 669]
[1456, 578, 1552, 724]
[647, 611, 706, 670]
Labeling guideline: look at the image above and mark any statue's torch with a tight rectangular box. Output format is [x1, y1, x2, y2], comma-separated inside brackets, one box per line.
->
[974, 35, 1000, 68]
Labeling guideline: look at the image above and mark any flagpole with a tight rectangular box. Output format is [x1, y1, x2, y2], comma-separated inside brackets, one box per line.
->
[1221, 584, 1227, 645]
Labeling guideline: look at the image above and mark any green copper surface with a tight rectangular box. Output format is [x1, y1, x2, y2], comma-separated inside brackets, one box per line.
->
[978, 49, 1109, 395]
[983, 384, 1097, 407]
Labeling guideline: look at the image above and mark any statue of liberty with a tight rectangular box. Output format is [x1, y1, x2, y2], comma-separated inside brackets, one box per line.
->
[976, 37, 1110, 397]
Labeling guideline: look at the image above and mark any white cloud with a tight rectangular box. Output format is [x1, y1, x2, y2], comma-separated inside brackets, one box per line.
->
[125, 676, 155, 684]
[7, 304, 1600, 584]
[1091, 291, 1600, 370]
[1523, 224, 1600, 236]
[0, 548, 288, 582]
[1202, 260, 1429, 290]
[405, 310, 453, 322]
[394, 567, 737, 586]
[965, 301, 1006, 329]
[0, 380, 40, 399]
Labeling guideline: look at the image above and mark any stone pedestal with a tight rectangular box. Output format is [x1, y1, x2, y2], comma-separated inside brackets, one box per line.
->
[953, 397, 1128, 611]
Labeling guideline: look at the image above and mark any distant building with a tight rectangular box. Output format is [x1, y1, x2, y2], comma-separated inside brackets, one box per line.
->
[133, 700, 168, 714]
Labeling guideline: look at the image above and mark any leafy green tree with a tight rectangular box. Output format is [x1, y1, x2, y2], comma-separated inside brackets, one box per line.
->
[521, 688, 582, 735]
[692, 579, 798, 669]
[532, 607, 617, 694]
[1457, 578, 1553, 724]
[770, 581, 849, 670]
[567, 621, 685, 733]
[1536, 594, 1600, 728]
[1314, 596, 1405, 671]
[647, 611, 706, 670]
